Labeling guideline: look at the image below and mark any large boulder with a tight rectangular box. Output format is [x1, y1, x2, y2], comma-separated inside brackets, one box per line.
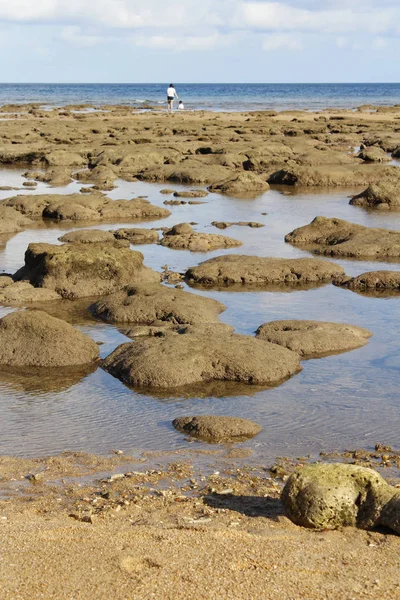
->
[0, 206, 33, 234]
[281, 463, 400, 534]
[333, 270, 400, 291]
[185, 255, 344, 287]
[160, 224, 242, 252]
[350, 176, 400, 209]
[14, 243, 160, 299]
[285, 217, 400, 260]
[0, 310, 99, 367]
[172, 415, 262, 443]
[102, 331, 301, 390]
[208, 172, 269, 195]
[256, 320, 372, 358]
[92, 283, 225, 325]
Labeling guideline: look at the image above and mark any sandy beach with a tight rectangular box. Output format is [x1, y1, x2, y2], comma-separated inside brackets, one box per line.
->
[0, 103, 400, 598]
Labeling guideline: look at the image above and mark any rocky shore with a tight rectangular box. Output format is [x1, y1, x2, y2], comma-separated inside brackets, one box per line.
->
[0, 103, 399, 598]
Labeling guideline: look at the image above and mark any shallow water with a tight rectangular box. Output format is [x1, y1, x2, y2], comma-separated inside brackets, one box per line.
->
[0, 170, 399, 462]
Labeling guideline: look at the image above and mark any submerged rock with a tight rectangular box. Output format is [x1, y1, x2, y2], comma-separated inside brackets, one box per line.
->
[160, 224, 242, 252]
[333, 271, 400, 291]
[102, 331, 301, 390]
[281, 463, 400, 534]
[256, 320, 372, 358]
[92, 283, 225, 325]
[208, 172, 269, 195]
[14, 242, 159, 299]
[285, 216, 400, 259]
[172, 415, 262, 443]
[0, 310, 99, 367]
[186, 255, 344, 287]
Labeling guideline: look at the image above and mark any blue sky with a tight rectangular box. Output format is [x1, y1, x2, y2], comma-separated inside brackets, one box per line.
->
[0, 0, 398, 83]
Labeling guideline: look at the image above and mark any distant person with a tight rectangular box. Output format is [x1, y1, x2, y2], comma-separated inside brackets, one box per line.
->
[167, 84, 178, 112]
[178, 100, 184, 111]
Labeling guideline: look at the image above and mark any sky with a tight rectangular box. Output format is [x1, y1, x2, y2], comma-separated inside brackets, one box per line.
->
[0, 0, 399, 83]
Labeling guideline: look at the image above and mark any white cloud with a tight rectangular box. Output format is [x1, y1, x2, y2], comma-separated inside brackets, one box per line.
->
[61, 26, 102, 47]
[262, 34, 303, 51]
[134, 33, 230, 51]
[373, 37, 388, 49]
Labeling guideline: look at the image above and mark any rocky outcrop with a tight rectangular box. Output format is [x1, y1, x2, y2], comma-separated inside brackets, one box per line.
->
[160, 224, 242, 252]
[0, 282, 60, 304]
[23, 168, 72, 186]
[14, 243, 160, 299]
[185, 255, 344, 287]
[173, 190, 208, 198]
[172, 415, 262, 443]
[281, 463, 400, 534]
[92, 283, 225, 325]
[113, 228, 159, 245]
[102, 331, 301, 390]
[0, 206, 33, 234]
[58, 229, 117, 244]
[285, 217, 400, 259]
[256, 320, 372, 358]
[333, 271, 400, 291]
[208, 172, 269, 195]
[350, 177, 400, 209]
[357, 147, 391, 163]
[0, 310, 99, 367]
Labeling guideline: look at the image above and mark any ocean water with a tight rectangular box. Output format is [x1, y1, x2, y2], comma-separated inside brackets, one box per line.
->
[0, 82, 400, 112]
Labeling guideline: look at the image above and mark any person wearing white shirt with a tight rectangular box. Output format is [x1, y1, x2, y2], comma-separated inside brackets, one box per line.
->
[167, 84, 178, 112]
[178, 101, 184, 111]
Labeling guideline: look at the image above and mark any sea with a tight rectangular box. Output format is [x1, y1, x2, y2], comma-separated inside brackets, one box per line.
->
[0, 82, 399, 112]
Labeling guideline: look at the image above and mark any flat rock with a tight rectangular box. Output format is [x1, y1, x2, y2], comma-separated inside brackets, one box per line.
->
[0, 282, 60, 304]
[357, 147, 391, 163]
[92, 283, 225, 325]
[285, 216, 400, 259]
[212, 221, 264, 229]
[0, 310, 99, 367]
[281, 463, 400, 534]
[58, 229, 116, 244]
[0, 206, 33, 234]
[186, 255, 344, 287]
[256, 320, 372, 358]
[208, 172, 269, 195]
[172, 415, 262, 443]
[14, 243, 159, 299]
[173, 190, 209, 198]
[102, 331, 301, 390]
[24, 168, 72, 186]
[333, 271, 400, 291]
[113, 228, 159, 244]
[161, 224, 242, 252]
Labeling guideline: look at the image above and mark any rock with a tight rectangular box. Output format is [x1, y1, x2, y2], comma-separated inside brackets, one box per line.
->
[208, 172, 269, 195]
[186, 255, 344, 287]
[173, 190, 208, 198]
[333, 271, 400, 291]
[160, 189, 176, 195]
[0, 282, 60, 304]
[172, 415, 262, 443]
[58, 229, 117, 244]
[357, 147, 391, 163]
[285, 216, 400, 259]
[0, 275, 14, 288]
[102, 331, 301, 389]
[75, 166, 117, 190]
[281, 463, 400, 534]
[92, 283, 226, 325]
[2, 194, 170, 222]
[268, 164, 394, 187]
[256, 320, 372, 358]
[350, 176, 400, 209]
[0, 310, 99, 367]
[22, 181, 37, 188]
[24, 168, 72, 186]
[14, 243, 159, 299]
[0, 206, 33, 234]
[139, 163, 231, 186]
[211, 221, 264, 229]
[161, 224, 242, 252]
[113, 228, 159, 245]
[44, 150, 86, 167]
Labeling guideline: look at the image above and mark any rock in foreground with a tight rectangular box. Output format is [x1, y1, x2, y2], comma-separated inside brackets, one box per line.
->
[102, 332, 301, 390]
[333, 271, 400, 291]
[281, 463, 400, 534]
[350, 177, 400, 209]
[185, 255, 344, 287]
[0, 310, 99, 367]
[160, 223, 242, 252]
[92, 283, 225, 325]
[285, 216, 400, 259]
[256, 320, 372, 358]
[14, 243, 159, 299]
[172, 415, 262, 443]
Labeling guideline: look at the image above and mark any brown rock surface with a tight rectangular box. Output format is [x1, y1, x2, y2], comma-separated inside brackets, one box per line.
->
[350, 176, 400, 209]
[92, 283, 225, 325]
[14, 242, 159, 299]
[256, 320, 372, 358]
[0, 310, 99, 367]
[102, 331, 301, 389]
[173, 190, 208, 198]
[285, 216, 400, 259]
[172, 415, 262, 443]
[208, 172, 269, 195]
[185, 255, 344, 287]
[113, 228, 159, 244]
[161, 224, 242, 252]
[58, 229, 116, 244]
[333, 270, 400, 291]
[0, 205, 33, 234]
[212, 221, 264, 229]
[0, 282, 60, 304]
[357, 147, 391, 163]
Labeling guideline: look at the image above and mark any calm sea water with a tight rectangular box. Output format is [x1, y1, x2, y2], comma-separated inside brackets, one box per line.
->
[0, 83, 399, 112]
